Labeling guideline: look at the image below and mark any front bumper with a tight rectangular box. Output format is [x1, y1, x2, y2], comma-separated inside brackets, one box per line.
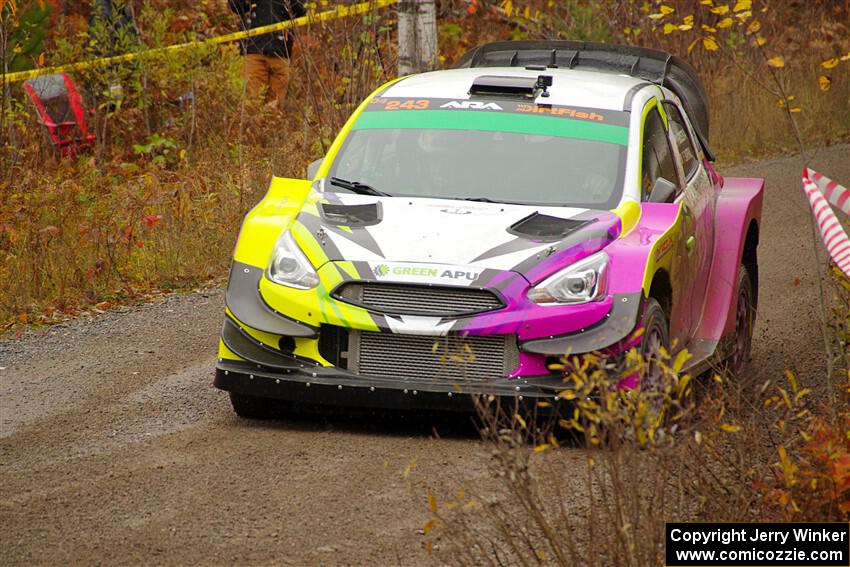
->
[215, 359, 567, 411]
[217, 261, 644, 410]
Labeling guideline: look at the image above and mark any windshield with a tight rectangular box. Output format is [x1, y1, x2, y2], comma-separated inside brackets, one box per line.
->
[327, 104, 628, 208]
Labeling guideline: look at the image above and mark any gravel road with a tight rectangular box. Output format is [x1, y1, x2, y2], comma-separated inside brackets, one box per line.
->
[2, 145, 848, 566]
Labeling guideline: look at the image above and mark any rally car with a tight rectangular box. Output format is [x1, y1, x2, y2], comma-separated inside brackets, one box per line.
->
[214, 40, 763, 418]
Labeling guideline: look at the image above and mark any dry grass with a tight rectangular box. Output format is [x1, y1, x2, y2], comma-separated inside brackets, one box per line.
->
[416, 325, 850, 565]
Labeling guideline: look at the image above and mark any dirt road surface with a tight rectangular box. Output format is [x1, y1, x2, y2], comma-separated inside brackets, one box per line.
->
[2, 145, 848, 566]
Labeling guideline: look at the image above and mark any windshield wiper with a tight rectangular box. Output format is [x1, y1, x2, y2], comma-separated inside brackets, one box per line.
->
[328, 177, 391, 197]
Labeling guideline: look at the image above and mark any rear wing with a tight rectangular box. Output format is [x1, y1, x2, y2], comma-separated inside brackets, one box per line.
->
[454, 40, 713, 160]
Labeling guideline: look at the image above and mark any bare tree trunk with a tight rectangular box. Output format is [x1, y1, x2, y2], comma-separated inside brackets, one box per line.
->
[398, 0, 437, 75]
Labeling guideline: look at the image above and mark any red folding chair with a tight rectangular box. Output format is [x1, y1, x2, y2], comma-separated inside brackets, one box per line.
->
[23, 73, 96, 157]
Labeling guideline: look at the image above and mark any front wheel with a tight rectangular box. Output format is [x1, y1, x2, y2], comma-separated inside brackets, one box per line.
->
[639, 297, 671, 393]
[725, 264, 755, 378]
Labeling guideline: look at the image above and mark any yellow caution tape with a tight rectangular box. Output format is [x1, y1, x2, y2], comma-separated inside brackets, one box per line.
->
[3, 0, 399, 84]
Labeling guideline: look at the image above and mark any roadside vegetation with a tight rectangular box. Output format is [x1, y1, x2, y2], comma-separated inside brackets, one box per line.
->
[2, 1, 849, 563]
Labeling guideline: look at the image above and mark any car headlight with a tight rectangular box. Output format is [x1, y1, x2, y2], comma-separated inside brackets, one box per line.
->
[528, 251, 608, 305]
[267, 231, 319, 289]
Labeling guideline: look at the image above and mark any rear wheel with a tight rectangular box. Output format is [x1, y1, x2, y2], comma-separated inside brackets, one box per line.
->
[725, 264, 755, 377]
[229, 392, 281, 420]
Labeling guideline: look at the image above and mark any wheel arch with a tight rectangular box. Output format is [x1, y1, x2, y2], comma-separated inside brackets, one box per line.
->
[648, 268, 673, 315]
[742, 219, 759, 308]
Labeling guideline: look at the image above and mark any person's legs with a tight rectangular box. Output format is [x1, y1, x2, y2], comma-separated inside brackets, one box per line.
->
[266, 55, 291, 108]
[244, 53, 270, 104]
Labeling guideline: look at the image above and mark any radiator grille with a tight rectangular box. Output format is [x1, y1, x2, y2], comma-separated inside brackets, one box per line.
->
[349, 331, 518, 382]
[336, 283, 502, 317]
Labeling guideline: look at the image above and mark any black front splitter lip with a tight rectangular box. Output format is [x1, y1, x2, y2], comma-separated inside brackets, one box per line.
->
[214, 360, 568, 412]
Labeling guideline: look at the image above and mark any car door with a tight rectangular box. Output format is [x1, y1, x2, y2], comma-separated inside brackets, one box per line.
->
[639, 102, 694, 345]
[664, 101, 716, 338]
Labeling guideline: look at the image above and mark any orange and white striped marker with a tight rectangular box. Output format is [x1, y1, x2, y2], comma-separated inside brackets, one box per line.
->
[803, 167, 850, 277]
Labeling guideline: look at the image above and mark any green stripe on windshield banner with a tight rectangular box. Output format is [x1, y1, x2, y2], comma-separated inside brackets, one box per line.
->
[350, 110, 629, 146]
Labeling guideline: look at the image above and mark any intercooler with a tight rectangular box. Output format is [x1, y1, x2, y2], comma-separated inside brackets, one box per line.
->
[322, 329, 519, 382]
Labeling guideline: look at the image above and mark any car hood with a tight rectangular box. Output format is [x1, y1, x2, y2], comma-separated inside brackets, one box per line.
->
[292, 191, 622, 284]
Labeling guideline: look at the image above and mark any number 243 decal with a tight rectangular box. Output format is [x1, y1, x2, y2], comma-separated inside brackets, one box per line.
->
[382, 99, 430, 110]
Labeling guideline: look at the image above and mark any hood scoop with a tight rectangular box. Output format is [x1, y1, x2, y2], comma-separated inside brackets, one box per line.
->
[319, 202, 382, 227]
[508, 212, 596, 241]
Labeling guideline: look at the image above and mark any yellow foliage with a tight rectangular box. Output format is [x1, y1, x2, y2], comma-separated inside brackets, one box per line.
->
[733, 0, 751, 11]
[710, 5, 729, 14]
[703, 36, 720, 51]
[767, 56, 785, 68]
[515, 413, 527, 429]
[717, 17, 733, 28]
[821, 58, 840, 69]
[649, 4, 675, 19]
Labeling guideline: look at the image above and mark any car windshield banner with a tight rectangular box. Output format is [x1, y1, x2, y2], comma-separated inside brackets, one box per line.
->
[356, 97, 630, 145]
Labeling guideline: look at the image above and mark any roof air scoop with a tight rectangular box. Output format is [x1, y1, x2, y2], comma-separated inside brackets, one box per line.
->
[469, 74, 553, 98]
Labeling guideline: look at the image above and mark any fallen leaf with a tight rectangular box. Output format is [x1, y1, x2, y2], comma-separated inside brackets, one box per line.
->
[821, 58, 840, 69]
[818, 75, 831, 91]
[766, 56, 785, 68]
[703, 36, 720, 51]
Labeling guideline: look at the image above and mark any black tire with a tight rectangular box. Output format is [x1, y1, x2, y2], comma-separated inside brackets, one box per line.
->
[229, 392, 281, 420]
[639, 297, 671, 393]
[724, 264, 755, 378]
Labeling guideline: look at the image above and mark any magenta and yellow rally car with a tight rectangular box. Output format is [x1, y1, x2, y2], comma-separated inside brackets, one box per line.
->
[214, 41, 763, 418]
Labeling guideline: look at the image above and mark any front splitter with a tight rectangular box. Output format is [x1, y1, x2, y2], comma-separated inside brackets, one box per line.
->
[214, 360, 567, 412]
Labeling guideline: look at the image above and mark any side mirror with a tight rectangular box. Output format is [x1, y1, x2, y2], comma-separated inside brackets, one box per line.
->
[648, 177, 677, 203]
[307, 157, 323, 180]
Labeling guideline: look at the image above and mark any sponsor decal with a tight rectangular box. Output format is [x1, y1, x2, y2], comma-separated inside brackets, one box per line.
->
[654, 236, 673, 261]
[515, 103, 605, 122]
[371, 262, 482, 282]
[439, 100, 504, 110]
